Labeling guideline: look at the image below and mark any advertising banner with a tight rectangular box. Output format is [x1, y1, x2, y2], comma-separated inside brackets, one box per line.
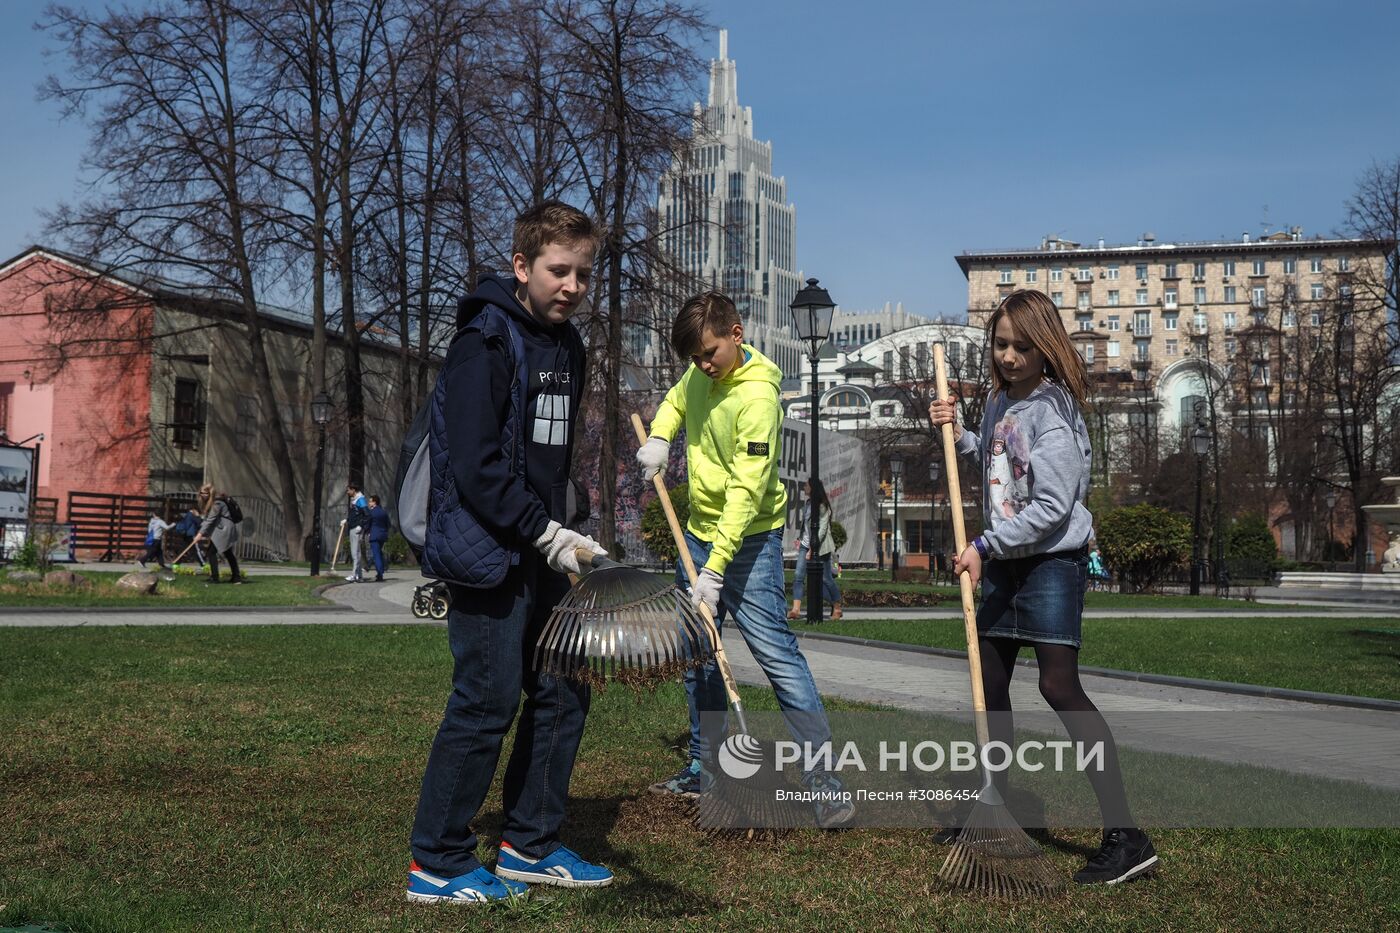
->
[0, 445, 34, 521]
[779, 418, 876, 564]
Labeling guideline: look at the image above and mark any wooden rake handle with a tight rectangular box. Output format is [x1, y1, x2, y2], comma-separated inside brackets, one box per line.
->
[630, 413, 748, 726]
[934, 345, 991, 748]
[329, 522, 346, 572]
[170, 540, 197, 565]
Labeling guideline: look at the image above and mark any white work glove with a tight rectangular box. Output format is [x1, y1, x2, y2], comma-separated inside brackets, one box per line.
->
[691, 567, 724, 616]
[533, 520, 606, 576]
[636, 436, 670, 481]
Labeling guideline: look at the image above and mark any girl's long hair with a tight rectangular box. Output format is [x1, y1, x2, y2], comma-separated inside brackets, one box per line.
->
[807, 477, 832, 510]
[986, 289, 1088, 404]
[197, 483, 217, 516]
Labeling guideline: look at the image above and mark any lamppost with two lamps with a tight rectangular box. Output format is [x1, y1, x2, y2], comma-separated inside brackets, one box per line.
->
[790, 278, 836, 625]
[929, 459, 942, 581]
[889, 452, 904, 582]
[310, 392, 332, 577]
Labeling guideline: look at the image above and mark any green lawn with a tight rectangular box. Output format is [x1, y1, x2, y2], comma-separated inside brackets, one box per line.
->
[0, 570, 337, 608]
[1, 626, 1397, 931]
[812, 616, 1400, 700]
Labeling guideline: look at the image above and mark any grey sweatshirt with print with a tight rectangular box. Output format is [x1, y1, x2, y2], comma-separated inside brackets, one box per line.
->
[954, 381, 1094, 559]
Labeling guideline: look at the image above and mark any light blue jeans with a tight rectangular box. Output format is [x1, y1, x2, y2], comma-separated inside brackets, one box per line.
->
[791, 544, 842, 604]
[677, 528, 832, 763]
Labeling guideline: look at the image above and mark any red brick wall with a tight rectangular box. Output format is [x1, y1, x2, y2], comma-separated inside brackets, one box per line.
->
[0, 252, 154, 523]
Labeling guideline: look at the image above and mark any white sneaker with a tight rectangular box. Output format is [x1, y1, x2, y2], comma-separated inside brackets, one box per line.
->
[345, 574, 359, 582]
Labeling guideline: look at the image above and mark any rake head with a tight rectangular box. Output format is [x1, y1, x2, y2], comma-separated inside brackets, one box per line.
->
[534, 558, 717, 689]
[937, 794, 1065, 898]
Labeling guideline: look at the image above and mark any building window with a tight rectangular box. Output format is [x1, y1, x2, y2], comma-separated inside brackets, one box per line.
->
[1224, 311, 1237, 330]
[1194, 310, 1207, 331]
[1223, 260, 1236, 277]
[1107, 289, 1119, 306]
[1107, 340, 1120, 357]
[1283, 309, 1297, 327]
[948, 341, 962, 365]
[1050, 267, 1063, 283]
[899, 346, 910, 379]
[1051, 291, 1064, 307]
[1310, 257, 1323, 273]
[1106, 264, 1120, 280]
[1225, 338, 1237, 355]
[1135, 288, 1149, 305]
[1163, 262, 1178, 279]
[1193, 261, 1207, 279]
[1077, 314, 1093, 331]
[1224, 285, 1237, 303]
[1134, 340, 1150, 361]
[1194, 286, 1207, 305]
[1283, 258, 1296, 274]
[1133, 311, 1151, 335]
[1107, 315, 1120, 331]
[1077, 291, 1091, 310]
[1252, 259, 1267, 276]
[1164, 288, 1178, 309]
[999, 267, 1014, 284]
[1164, 313, 1178, 331]
[882, 350, 893, 381]
[1082, 343, 1095, 364]
[1339, 256, 1351, 272]
[0, 382, 10, 437]
[1135, 263, 1148, 281]
[1251, 286, 1267, 308]
[1310, 282, 1325, 300]
[1073, 265, 1090, 282]
[172, 377, 204, 449]
[235, 393, 259, 452]
[1166, 339, 1179, 356]
[1025, 268, 1038, 283]
[1310, 310, 1322, 327]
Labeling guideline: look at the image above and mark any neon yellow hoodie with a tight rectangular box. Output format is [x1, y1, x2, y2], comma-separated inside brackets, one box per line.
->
[649, 345, 786, 574]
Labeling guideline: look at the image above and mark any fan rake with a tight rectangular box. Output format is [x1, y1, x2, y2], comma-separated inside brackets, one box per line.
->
[533, 551, 717, 691]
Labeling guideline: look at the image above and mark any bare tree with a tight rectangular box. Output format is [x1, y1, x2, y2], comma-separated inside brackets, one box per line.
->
[40, 0, 306, 554]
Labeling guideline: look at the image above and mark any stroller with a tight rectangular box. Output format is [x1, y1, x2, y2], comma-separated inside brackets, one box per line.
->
[411, 580, 450, 620]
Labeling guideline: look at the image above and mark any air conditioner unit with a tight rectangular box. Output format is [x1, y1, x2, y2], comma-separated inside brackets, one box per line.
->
[1222, 276, 1232, 283]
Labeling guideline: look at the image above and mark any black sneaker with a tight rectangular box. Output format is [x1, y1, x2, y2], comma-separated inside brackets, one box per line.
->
[1073, 828, 1159, 885]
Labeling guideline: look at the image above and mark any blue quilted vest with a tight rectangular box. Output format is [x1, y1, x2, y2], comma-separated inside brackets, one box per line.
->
[421, 305, 527, 587]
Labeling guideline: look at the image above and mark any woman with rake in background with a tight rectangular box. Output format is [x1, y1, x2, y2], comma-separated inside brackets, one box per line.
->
[929, 289, 1158, 885]
[788, 478, 843, 621]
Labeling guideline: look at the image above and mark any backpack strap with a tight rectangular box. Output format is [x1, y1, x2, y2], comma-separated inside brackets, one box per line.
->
[472, 306, 529, 478]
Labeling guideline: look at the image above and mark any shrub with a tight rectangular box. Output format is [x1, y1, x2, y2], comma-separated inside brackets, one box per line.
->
[1097, 504, 1191, 593]
[641, 482, 690, 564]
[11, 537, 40, 571]
[1227, 513, 1277, 563]
[384, 532, 412, 565]
[830, 521, 848, 551]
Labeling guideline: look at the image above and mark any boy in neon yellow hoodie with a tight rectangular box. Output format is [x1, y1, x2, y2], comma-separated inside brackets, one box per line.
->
[637, 291, 852, 827]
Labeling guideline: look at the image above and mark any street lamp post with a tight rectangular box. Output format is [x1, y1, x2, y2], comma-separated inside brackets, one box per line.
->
[310, 392, 332, 577]
[1189, 416, 1210, 595]
[929, 460, 942, 582]
[889, 452, 905, 582]
[791, 278, 836, 625]
[1324, 488, 1338, 572]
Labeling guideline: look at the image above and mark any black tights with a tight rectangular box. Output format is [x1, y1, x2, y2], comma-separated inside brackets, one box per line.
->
[979, 636, 1134, 829]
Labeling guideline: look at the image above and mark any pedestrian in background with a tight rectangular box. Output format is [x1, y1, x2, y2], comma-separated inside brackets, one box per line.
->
[194, 483, 244, 584]
[139, 511, 173, 570]
[367, 494, 391, 582]
[174, 507, 206, 568]
[343, 483, 370, 582]
[788, 478, 843, 621]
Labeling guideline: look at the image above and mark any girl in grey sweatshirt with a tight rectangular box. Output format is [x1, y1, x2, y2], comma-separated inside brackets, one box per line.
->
[930, 289, 1158, 887]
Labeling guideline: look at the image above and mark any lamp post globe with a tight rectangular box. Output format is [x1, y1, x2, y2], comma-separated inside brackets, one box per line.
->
[791, 279, 835, 625]
[311, 392, 332, 577]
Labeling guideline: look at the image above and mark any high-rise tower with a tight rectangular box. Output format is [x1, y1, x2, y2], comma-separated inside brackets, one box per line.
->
[651, 29, 804, 378]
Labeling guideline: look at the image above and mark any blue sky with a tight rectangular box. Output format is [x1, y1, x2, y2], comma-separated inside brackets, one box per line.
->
[5, 0, 1400, 318]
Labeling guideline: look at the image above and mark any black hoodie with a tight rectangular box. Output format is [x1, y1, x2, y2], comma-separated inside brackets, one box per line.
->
[443, 272, 586, 544]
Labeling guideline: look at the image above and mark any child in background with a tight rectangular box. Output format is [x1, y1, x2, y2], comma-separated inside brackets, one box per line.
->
[138, 511, 173, 569]
[929, 289, 1157, 885]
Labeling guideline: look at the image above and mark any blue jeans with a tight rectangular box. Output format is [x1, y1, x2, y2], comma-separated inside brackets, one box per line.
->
[791, 544, 841, 604]
[677, 529, 832, 763]
[410, 550, 590, 876]
[369, 539, 387, 577]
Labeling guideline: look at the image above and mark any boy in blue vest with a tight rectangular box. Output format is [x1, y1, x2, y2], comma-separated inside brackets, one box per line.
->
[407, 202, 610, 905]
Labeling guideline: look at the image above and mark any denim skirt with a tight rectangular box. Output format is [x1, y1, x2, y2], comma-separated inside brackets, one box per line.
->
[976, 548, 1089, 648]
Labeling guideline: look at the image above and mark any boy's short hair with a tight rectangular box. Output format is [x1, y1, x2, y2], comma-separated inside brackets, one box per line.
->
[512, 201, 597, 264]
[671, 291, 742, 358]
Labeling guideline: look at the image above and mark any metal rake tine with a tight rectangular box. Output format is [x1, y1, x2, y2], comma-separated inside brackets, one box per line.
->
[538, 608, 569, 675]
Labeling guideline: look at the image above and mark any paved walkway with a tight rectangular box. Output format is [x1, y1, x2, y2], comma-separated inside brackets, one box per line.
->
[5, 575, 1397, 801]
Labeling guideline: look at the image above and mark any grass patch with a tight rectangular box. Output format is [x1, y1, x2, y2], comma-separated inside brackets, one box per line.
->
[807, 570, 1290, 611]
[1, 625, 1397, 931]
[0, 570, 335, 608]
[812, 616, 1400, 700]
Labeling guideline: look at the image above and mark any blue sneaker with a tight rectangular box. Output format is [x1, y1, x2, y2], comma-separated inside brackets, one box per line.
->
[495, 842, 614, 888]
[406, 861, 527, 904]
[804, 771, 856, 829]
[647, 759, 713, 799]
